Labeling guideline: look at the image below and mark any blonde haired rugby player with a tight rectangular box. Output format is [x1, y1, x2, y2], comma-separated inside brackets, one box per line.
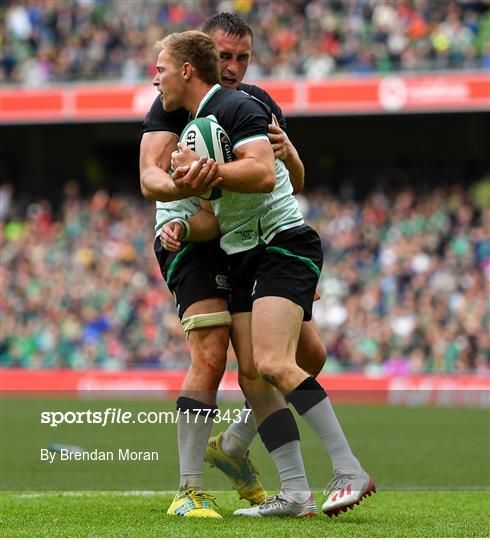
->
[158, 29, 375, 518]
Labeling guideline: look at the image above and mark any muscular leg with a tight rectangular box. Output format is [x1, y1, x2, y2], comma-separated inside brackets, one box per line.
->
[252, 296, 309, 393]
[177, 298, 229, 490]
[181, 298, 229, 403]
[217, 313, 281, 459]
[252, 296, 365, 478]
[216, 315, 325, 458]
[215, 300, 361, 500]
[232, 312, 311, 504]
[232, 313, 286, 424]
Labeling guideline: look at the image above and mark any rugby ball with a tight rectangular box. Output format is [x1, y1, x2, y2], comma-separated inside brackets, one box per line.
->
[178, 117, 233, 200]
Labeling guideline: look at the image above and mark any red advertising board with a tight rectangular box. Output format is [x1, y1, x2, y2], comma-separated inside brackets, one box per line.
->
[1, 73, 488, 123]
[1, 369, 488, 407]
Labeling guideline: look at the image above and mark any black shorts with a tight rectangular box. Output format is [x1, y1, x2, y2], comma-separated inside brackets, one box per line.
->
[228, 225, 323, 321]
[154, 237, 230, 319]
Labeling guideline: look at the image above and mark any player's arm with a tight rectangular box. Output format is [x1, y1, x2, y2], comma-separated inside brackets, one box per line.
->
[186, 201, 219, 241]
[172, 139, 275, 194]
[139, 131, 182, 201]
[140, 131, 222, 201]
[217, 139, 276, 193]
[268, 115, 304, 194]
[160, 203, 219, 251]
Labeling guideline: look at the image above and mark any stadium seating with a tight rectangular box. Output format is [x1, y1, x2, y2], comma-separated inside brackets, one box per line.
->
[2, 0, 489, 85]
[1, 178, 488, 373]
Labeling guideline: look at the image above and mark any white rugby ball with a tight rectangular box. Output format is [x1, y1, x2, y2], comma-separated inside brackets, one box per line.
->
[178, 117, 233, 200]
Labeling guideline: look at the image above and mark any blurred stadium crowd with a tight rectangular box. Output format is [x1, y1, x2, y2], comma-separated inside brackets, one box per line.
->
[2, 0, 489, 85]
[1, 180, 489, 373]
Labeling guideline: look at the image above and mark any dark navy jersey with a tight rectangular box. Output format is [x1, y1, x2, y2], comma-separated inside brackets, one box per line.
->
[142, 83, 286, 135]
[195, 84, 270, 151]
[237, 83, 287, 131]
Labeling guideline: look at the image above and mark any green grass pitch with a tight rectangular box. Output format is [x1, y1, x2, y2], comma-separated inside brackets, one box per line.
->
[1, 490, 488, 537]
[1, 396, 488, 536]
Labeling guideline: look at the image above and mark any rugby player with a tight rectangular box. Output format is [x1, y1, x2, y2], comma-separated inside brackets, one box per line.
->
[158, 30, 375, 518]
[198, 17, 328, 485]
[140, 14, 326, 518]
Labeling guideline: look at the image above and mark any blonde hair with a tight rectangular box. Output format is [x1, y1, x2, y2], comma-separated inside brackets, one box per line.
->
[157, 31, 220, 85]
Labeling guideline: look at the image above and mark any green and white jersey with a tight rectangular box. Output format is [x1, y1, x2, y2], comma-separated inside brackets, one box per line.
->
[211, 159, 304, 254]
[154, 198, 201, 237]
[195, 86, 304, 255]
[146, 85, 304, 249]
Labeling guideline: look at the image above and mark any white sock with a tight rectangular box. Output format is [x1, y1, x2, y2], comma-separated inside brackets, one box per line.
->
[221, 405, 257, 457]
[302, 397, 363, 475]
[271, 441, 311, 504]
[178, 408, 214, 490]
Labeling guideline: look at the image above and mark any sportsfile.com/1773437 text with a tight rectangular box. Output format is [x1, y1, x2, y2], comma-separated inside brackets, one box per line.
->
[40, 407, 251, 428]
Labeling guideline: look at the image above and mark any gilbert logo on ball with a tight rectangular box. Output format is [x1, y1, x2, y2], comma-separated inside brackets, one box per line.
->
[179, 117, 233, 200]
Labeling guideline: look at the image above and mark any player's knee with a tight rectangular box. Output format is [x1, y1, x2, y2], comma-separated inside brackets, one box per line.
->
[255, 357, 289, 388]
[190, 330, 228, 380]
[193, 345, 227, 376]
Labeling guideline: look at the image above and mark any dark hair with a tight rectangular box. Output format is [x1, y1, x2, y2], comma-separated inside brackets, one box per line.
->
[157, 31, 220, 85]
[202, 12, 253, 42]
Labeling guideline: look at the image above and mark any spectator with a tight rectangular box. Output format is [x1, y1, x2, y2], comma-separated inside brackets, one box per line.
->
[1, 178, 488, 373]
[1, 0, 488, 85]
